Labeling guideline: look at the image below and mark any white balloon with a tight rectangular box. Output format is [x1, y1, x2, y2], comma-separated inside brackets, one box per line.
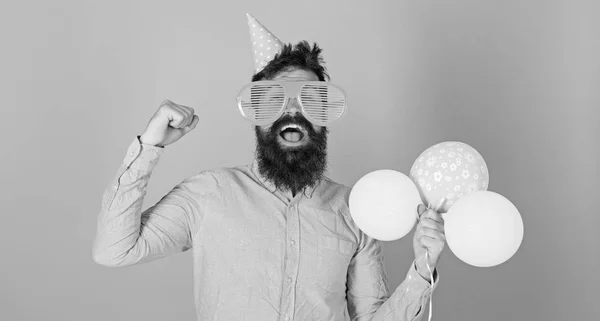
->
[445, 191, 524, 267]
[349, 170, 422, 241]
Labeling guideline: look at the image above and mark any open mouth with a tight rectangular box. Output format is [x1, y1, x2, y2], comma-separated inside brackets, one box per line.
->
[279, 124, 307, 143]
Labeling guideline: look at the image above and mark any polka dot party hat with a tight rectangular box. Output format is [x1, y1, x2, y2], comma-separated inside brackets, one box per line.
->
[246, 13, 284, 73]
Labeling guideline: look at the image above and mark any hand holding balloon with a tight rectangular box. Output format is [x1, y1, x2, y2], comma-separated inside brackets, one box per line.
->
[413, 201, 447, 281]
[410, 141, 524, 268]
[350, 141, 524, 271]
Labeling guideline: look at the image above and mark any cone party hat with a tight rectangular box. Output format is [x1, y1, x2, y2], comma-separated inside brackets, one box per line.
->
[246, 13, 285, 73]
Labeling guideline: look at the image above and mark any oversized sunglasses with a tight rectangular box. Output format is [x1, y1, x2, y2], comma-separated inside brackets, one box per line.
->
[237, 81, 347, 126]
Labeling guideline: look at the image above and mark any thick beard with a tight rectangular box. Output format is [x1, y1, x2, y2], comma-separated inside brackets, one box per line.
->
[254, 115, 328, 194]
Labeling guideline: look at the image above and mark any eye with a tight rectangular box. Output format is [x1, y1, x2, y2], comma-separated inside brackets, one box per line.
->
[264, 86, 285, 102]
[300, 85, 325, 102]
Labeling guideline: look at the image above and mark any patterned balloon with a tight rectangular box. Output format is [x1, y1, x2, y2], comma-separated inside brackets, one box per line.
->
[409, 141, 489, 213]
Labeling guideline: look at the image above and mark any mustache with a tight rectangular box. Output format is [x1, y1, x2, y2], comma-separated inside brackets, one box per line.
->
[270, 114, 315, 135]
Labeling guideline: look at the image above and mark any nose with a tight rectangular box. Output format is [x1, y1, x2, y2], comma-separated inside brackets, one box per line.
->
[283, 97, 301, 115]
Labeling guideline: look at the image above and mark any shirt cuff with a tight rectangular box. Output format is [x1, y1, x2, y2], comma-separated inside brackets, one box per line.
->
[404, 260, 440, 298]
[122, 136, 164, 172]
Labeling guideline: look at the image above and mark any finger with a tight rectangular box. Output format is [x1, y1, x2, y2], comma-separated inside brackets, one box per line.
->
[180, 107, 196, 128]
[417, 218, 445, 231]
[160, 99, 173, 107]
[180, 105, 195, 115]
[173, 105, 196, 129]
[161, 100, 191, 125]
[179, 114, 193, 128]
[417, 226, 446, 240]
[183, 115, 200, 132]
[167, 108, 186, 128]
[171, 105, 193, 127]
[420, 209, 444, 223]
[171, 102, 194, 116]
[418, 236, 445, 253]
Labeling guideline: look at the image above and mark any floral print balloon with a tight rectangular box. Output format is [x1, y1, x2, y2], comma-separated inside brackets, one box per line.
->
[409, 141, 489, 213]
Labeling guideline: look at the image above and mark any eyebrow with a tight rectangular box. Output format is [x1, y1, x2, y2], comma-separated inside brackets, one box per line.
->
[275, 76, 320, 81]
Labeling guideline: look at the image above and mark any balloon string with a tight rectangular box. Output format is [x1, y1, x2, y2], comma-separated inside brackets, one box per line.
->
[422, 198, 444, 321]
[425, 251, 433, 321]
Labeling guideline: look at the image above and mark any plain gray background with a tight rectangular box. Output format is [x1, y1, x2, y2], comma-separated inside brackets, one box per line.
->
[1, 0, 598, 320]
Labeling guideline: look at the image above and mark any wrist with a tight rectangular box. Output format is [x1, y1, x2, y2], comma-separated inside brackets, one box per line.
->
[139, 135, 163, 148]
[414, 260, 436, 282]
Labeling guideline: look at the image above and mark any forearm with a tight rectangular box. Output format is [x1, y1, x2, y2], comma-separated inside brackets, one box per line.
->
[92, 137, 163, 267]
[355, 262, 438, 321]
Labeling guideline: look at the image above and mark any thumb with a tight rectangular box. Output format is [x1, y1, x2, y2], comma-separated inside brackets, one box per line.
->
[417, 204, 427, 217]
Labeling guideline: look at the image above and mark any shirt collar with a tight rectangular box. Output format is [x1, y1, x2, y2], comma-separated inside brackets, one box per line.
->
[251, 159, 318, 199]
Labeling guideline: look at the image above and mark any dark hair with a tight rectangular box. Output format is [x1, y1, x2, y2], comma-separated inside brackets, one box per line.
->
[252, 41, 330, 82]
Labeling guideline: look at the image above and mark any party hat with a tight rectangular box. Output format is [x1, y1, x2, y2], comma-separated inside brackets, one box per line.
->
[246, 13, 285, 73]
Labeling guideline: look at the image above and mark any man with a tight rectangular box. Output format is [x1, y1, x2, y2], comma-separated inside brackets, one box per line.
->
[93, 14, 446, 321]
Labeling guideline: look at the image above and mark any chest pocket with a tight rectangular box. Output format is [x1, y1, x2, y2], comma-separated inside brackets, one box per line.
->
[314, 235, 357, 293]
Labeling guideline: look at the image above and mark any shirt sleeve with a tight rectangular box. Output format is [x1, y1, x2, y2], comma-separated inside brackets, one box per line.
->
[346, 232, 440, 321]
[92, 136, 200, 267]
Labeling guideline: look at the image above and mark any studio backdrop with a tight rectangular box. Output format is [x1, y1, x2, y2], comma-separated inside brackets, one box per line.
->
[1, 0, 597, 320]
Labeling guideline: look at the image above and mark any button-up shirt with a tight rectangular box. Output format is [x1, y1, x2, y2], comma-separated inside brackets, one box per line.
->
[93, 137, 439, 321]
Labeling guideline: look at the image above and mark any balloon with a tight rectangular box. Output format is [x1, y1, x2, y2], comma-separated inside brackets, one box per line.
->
[444, 191, 524, 267]
[349, 170, 422, 241]
[410, 141, 489, 213]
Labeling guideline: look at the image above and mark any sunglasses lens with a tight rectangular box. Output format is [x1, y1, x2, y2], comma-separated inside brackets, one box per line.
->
[300, 84, 346, 125]
[238, 83, 285, 125]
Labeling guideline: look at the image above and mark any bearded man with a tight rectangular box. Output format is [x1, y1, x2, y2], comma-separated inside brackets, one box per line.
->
[93, 14, 446, 321]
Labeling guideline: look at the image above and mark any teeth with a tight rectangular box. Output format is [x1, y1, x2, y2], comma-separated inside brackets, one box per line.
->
[281, 124, 304, 132]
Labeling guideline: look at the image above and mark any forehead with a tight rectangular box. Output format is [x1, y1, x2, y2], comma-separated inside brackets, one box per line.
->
[272, 68, 319, 81]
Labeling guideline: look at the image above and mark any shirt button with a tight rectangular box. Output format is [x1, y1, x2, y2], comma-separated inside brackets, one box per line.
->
[290, 239, 296, 246]
[287, 276, 292, 283]
[284, 314, 289, 321]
